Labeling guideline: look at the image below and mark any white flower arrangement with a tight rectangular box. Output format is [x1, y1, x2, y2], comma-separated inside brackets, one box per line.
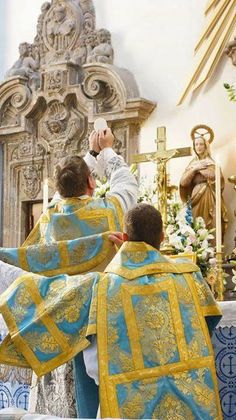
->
[94, 177, 110, 198]
[231, 268, 236, 291]
[166, 202, 215, 273]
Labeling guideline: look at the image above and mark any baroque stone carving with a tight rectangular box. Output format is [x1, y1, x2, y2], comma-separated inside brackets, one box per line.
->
[5, 43, 40, 89]
[0, 80, 32, 129]
[0, 98, 20, 127]
[44, 4, 78, 52]
[0, 0, 156, 249]
[11, 135, 47, 162]
[39, 100, 85, 155]
[46, 70, 63, 92]
[87, 29, 114, 64]
[22, 165, 42, 199]
[4, 1, 110, 77]
[11, 135, 34, 161]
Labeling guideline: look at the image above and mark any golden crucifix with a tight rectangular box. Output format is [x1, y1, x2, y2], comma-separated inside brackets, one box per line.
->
[132, 127, 192, 225]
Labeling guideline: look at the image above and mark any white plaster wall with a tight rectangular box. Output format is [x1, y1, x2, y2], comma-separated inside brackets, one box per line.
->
[0, 0, 7, 80]
[1, 0, 236, 251]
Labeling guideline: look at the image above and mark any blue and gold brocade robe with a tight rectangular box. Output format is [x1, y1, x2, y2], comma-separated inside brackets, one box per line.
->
[98, 242, 222, 419]
[0, 196, 123, 276]
[0, 241, 222, 419]
[0, 270, 100, 374]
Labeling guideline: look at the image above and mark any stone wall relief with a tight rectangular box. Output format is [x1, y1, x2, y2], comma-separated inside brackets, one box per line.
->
[39, 100, 87, 158]
[43, 2, 83, 61]
[81, 69, 124, 114]
[5, 43, 40, 89]
[10, 134, 47, 162]
[87, 29, 114, 65]
[112, 123, 140, 163]
[3, 0, 112, 80]
[10, 134, 47, 201]
[0, 0, 156, 247]
[0, 80, 32, 130]
[22, 165, 42, 200]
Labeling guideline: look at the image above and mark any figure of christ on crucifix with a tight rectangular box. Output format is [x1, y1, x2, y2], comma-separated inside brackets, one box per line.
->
[132, 127, 192, 225]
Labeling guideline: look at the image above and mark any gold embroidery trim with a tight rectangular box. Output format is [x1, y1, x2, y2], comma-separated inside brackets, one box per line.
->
[121, 286, 144, 370]
[26, 279, 71, 352]
[0, 274, 34, 304]
[105, 262, 199, 280]
[34, 234, 113, 277]
[168, 253, 197, 264]
[22, 220, 41, 247]
[202, 305, 222, 317]
[103, 357, 222, 419]
[107, 196, 124, 229]
[18, 248, 30, 272]
[97, 274, 111, 418]
[168, 281, 189, 362]
[0, 283, 94, 376]
[122, 280, 188, 364]
[107, 355, 216, 384]
[86, 323, 96, 336]
[0, 335, 29, 368]
[58, 241, 70, 268]
[183, 274, 215, 354]
[184, 273, 222, 417]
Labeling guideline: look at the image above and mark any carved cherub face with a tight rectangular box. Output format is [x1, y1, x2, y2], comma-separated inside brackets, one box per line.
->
[54, 6, 66, 23]
[48, 120, 63, 134]
[97, 29, 110, 44]
[41, 2, 51, 13]
[19, 43, 29, 56]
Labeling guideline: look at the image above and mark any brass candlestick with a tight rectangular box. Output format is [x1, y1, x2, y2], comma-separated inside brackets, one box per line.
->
[215, 251, 224, 301]
[228, 175, 236, 190]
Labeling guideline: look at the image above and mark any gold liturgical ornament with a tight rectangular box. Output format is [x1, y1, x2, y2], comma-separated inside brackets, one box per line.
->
[132, 127, 192, 225]
[178, 0, 236, 104]
[190, 124, 214, 144]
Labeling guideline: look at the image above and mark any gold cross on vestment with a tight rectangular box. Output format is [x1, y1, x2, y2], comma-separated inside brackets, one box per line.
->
[132, 127, 192, 225]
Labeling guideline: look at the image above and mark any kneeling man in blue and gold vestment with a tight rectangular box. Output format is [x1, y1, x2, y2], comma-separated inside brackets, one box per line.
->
[0, 127, 138, 418]
[0, 204, 222, 419]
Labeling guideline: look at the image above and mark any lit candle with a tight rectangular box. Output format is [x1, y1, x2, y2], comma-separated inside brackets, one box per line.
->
[43, 179, 48, 214]
[215, 161, 222, 253]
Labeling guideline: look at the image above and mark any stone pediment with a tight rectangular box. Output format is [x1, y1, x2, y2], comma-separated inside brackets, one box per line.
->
[0, 0, 156, 246]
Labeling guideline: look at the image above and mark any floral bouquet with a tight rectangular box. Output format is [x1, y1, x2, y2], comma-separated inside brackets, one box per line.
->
[166, 202, 215, 275]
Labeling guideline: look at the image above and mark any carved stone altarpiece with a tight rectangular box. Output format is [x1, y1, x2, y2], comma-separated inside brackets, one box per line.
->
[0, 0, 156, 246]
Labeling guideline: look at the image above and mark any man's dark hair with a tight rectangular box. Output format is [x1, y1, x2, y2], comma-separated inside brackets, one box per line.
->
[55, 155, 90, 198]
[124, 203, 163, 249]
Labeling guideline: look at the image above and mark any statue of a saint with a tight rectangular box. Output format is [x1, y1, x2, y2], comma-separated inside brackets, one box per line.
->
[179, 135, 228, 242]
[5, 42, 39, 81]
[47, 5, 76, 51]
[87, 29, 114, 64]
